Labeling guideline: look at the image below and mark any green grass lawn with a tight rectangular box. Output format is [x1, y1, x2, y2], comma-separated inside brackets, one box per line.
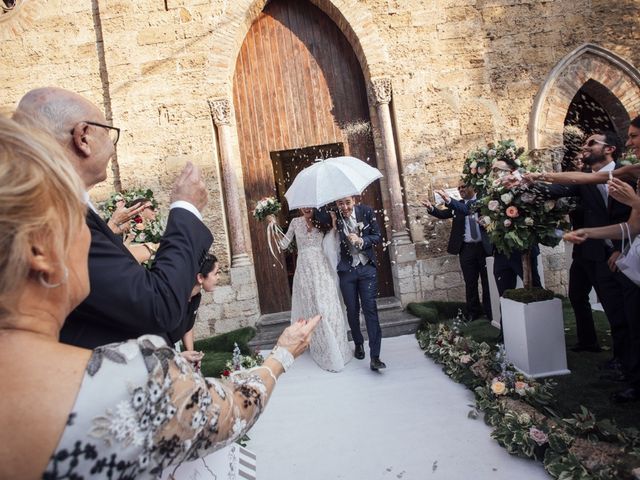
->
[410, 299, 640, 430]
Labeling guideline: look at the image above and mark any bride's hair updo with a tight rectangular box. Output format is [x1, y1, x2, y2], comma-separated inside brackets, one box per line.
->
[0, 115, 85, 319]
[311, 208, 332, 234]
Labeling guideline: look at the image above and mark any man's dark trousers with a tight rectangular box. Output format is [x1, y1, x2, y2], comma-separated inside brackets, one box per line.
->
[339, 263, 381, 358]
[460, 242, 491, 319]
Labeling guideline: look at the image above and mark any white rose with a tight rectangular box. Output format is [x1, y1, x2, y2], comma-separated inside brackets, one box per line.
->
[504, 219, 512, 227]
[488, 200, 500, 211]
[470, 161, 477, 169]
[524, 217, 534, 226]
[500, 193, 513, 205]
[482, 216, 492, 225]
[487, 149, 496, 158]
[544, 200, 556, 211]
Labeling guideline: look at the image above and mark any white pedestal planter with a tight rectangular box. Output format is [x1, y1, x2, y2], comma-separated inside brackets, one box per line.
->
[500, 297, 570, 378]
[487, 257, 547, 329]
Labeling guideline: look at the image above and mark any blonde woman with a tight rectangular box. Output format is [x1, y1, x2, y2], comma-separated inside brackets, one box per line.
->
[0, 115, 319, 479]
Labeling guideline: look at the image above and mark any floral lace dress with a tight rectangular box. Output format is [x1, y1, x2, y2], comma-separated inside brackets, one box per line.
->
[43, 335, 268, 480]
[280, 217, 352, 372]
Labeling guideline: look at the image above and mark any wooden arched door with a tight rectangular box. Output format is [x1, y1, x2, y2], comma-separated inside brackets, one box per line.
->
[233, 0, 394, 314]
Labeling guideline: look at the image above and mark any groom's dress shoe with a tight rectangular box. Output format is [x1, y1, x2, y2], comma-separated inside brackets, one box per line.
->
[370, 357, 386, 371]
[354, 344, 365, 360]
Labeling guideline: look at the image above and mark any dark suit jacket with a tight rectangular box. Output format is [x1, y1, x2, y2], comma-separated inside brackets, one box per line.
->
[543, 167, 632, 262]
[428, 199, 492, 256]
[60, 207, 213, 349]
[336, 204, 381, 272]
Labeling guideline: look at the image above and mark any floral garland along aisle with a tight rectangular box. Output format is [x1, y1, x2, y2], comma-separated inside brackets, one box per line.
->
[416, 318, 640, 480]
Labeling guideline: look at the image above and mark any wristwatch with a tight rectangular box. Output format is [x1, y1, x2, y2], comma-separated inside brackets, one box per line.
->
[270, 345, 294, 371]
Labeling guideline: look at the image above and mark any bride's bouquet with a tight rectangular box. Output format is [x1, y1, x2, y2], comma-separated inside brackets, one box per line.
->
[253, 196, 286, 267]
[253, 196, 281, 221]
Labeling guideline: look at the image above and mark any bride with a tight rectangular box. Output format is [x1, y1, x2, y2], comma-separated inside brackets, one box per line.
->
[269, 208, 352, 372]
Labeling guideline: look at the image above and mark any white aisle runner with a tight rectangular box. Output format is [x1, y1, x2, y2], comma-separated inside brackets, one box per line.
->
[248, 335, 548, 480]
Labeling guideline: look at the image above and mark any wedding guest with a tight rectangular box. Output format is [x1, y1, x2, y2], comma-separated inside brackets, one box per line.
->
[531, 131, 632, 374]
[0, 114, 321, 478]
[334, 196, 386, 371]
[564, 179, 640, 403]
[121, 197, 160, 264]
[14, 87, 213, 349]
[565, 152, 602, 353]
[268, 207, 352, 372]
[168, 253, 221, 370]
[423, 183, 492, 321]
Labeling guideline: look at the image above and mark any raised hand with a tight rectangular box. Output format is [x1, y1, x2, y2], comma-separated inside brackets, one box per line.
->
[275, 315, 321, 358]
[170, 161, 208, 212]
[421, 198, 434, 210]
[434, 189, 450, 203]
[608, 178, 640, 208]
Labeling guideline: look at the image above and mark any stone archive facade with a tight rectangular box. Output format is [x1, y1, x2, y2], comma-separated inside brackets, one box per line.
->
[1, 0, 640, 337]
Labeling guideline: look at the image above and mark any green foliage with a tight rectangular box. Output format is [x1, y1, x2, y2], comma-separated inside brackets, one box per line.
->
[503, 287, 556, 304]
[407, 300, 466, 329]
[195, 327, 257, 377]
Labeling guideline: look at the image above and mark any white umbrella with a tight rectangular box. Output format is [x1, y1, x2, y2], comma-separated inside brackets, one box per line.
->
[284, 156, 383, 209]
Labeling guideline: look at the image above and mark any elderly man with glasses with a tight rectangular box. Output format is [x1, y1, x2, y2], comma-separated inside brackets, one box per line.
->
[14, 87, 213, 349]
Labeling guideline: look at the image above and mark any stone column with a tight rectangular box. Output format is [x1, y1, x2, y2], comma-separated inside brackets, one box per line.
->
[208, 98, 251, 267]
[370, 78, 411, 246]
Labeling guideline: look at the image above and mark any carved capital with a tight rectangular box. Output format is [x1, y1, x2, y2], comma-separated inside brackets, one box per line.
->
[369, 78, 392, 105]
[208, 98, 232, 126]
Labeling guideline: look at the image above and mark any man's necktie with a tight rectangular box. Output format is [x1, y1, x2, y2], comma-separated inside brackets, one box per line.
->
[467, 201, 480, 241]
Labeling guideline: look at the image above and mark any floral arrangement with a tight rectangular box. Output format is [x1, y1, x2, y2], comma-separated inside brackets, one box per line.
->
[99, 189, 166, 244]
[221, 343, 264, 377]
[253, 196, 281, 221]
[461, 140, 527, 196]
[476, 181, 571, 257]
[416, 320, 640, 479]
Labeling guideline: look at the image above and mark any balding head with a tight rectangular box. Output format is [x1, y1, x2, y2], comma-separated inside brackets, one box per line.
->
[14, 87, 115, 189]
[15, 88, 100, 142]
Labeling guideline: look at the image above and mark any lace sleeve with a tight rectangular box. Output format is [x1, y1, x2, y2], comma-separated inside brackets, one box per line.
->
[146, 343, 270, 469]
[278, 217, 297, 250]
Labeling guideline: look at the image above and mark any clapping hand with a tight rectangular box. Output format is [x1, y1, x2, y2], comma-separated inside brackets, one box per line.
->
[347, 233, 364, 248]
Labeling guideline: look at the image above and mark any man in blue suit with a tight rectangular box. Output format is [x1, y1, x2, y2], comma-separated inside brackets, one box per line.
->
[335, 196, 386, 371]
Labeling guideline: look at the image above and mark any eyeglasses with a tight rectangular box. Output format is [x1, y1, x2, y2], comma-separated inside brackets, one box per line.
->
[585, 139, 610, 147]
[84, 121, 120, 145]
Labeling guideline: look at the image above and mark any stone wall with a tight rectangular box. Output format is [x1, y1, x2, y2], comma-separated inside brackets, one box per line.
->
[2, 0, 638, 332]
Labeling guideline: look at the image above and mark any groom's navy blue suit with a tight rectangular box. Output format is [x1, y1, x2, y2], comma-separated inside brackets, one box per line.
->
[336, 204, 383, 358]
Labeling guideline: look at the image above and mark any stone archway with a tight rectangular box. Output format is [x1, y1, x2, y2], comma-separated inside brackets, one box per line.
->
[529, 43, 640, 152]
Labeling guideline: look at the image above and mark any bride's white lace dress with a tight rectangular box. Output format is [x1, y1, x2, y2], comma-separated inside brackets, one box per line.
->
[280, 217, 352, 372]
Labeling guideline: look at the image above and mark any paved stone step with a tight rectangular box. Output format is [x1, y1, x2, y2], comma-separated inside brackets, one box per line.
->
[248, 298, 421, 351]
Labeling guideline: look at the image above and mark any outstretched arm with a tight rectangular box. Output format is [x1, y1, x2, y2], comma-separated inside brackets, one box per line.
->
[523, 164, 640, 185]
[564, 209, 640, 243]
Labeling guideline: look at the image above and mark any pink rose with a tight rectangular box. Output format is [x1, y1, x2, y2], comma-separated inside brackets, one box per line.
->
[504, 219, 512, 227]
[506, 206, 519, 218]
[529, 427, 548, 446]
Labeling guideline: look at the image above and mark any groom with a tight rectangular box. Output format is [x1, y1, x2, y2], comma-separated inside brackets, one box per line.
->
[335, 196, 386, 371]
